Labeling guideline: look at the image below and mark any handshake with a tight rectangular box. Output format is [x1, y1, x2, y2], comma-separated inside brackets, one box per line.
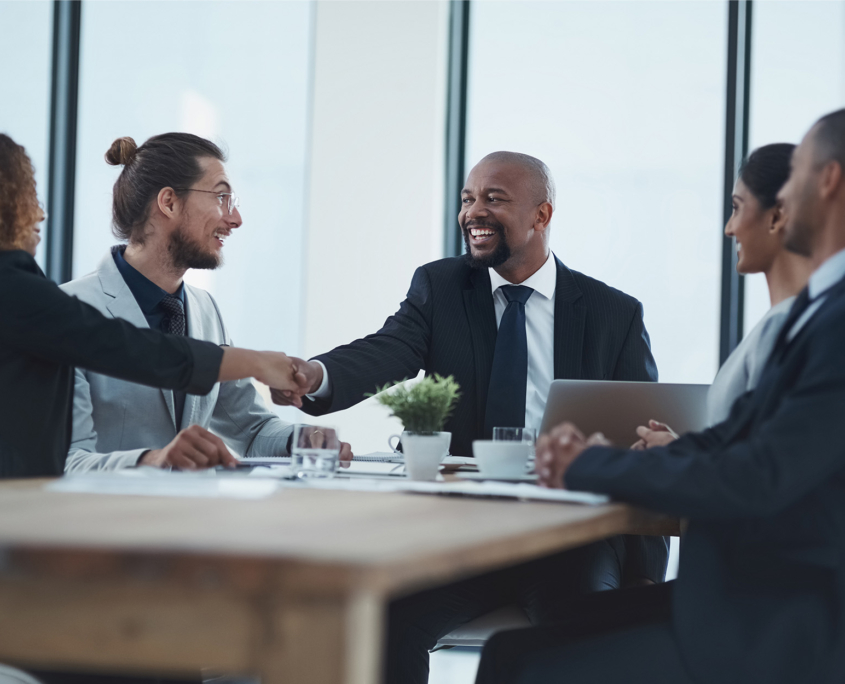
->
[219, 349, 323, 408]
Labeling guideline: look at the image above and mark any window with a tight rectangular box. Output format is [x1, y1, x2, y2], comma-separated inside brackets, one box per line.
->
[0, 0, 52, 270]
[466, 1, 728, 383]
[744, 0, 845, 330]
[73, 0, 313, 353]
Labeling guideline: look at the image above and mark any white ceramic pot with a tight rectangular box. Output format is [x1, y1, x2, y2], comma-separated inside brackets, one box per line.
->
[473, 440, 532, 479]
[401, 432, 450, 481]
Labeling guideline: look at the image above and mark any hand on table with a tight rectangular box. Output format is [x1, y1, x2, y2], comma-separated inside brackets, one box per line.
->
[535, 422, 610, 489]
[138, 424, 238, 469]
[271, 358, 323, 407]
[630, 420, 678, 450]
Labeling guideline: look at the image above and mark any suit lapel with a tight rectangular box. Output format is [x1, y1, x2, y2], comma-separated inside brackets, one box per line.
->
[463, 268, 498, 436]
[179, 286, 208, 430]
[100, 249, 177, 431]
[552, 257, 586, 379]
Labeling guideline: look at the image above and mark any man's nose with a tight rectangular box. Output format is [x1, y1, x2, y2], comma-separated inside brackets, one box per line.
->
[463, 200, 487, 221]
[228, 206, 243, 228]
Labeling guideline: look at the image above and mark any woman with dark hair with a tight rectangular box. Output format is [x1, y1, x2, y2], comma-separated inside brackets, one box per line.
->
[0, 133, 306, 478]
[631, 143, 813, 449]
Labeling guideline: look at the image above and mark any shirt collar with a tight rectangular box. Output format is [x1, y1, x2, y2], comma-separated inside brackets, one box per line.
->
[808, 247, 845, 301]
[112, 245, 185, 314]
[489, 251, 557, 300]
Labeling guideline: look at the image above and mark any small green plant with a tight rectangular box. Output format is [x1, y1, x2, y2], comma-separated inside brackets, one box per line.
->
[371, 374, 461, 434]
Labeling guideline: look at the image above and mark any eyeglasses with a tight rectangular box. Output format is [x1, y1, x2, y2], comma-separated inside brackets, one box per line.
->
[174, 188, 240, 215]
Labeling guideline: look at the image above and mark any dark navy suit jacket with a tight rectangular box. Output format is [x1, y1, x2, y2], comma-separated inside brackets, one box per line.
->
[303, 255, 667, 583]
[567, 275, 845, 684]
[303, 255, 658, 456]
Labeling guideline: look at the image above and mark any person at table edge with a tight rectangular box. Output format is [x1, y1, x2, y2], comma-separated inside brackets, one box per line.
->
[274, 151, 668, 683]
[478, 108, 845, 684]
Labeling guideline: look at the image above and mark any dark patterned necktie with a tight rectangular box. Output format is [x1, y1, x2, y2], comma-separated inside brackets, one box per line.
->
[484, 285, 534, 436]
[160, 294, 187, 428]
[160, 294, 186, 336]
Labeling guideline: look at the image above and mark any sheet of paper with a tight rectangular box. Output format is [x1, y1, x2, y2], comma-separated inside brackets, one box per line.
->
[47, 471, 280, 499]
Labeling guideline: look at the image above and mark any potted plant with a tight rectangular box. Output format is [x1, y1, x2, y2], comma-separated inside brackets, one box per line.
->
[372, 374, 461, 480]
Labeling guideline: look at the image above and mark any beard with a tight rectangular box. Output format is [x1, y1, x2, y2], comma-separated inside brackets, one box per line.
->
[168, 223, 222, 271]
[784, 220, 813, 257]
[462, 220, 511, 269]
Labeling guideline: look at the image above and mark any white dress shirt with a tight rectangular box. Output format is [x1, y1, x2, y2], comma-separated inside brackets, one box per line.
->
[489, 251, 557, 433]
[787, 247, 845, 342]
[310, 252, 559, 434]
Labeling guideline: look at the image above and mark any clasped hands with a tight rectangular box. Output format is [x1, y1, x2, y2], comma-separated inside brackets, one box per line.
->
[536, 419, 679, 489]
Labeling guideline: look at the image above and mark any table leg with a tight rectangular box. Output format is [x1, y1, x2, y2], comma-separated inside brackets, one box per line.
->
[256, 587, 384, 684]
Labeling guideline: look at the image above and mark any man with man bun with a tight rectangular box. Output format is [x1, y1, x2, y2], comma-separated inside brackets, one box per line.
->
[62, 133, 351, 472]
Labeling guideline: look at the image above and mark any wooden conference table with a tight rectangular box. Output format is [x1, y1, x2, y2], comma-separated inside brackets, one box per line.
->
[0, 478, 677, 684]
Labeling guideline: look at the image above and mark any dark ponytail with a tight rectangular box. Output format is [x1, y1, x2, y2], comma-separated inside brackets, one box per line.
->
[739, 143, 795, 209]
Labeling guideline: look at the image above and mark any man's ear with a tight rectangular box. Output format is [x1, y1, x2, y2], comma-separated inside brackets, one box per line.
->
[155, 187, 179, 220]
[536, 202, 553, 232]
[819, 160, 843, 201]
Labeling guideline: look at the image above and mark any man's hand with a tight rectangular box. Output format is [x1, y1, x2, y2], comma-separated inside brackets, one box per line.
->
[631, 420, 678, 450]
[270, 358, 323, 407]
[535, 422, 610, 488]
[219, 349, 310, 407]
[138, 424, 238, 470]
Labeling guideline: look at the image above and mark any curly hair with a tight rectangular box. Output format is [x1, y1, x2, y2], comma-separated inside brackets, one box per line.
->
[0, 134, 40, 250]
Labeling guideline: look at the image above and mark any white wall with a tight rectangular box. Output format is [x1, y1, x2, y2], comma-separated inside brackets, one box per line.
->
[273, 0, 450, 454]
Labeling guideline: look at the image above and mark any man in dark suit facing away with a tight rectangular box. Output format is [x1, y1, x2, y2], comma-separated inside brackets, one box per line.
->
[475, 110, 845, 684]
[276, 151, 668, 683]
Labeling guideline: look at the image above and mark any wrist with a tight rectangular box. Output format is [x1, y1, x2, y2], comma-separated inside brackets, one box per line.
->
[307, 360, 323, 394]
[138, 449, 163, 467]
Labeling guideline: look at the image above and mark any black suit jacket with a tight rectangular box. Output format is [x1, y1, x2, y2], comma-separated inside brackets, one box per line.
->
[304, 255, 658, 456]
[0, 250, 223, 478]
[567, 275, 845, 684]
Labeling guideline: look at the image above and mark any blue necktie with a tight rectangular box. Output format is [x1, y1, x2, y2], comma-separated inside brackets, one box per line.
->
[484, 285, 534, 436]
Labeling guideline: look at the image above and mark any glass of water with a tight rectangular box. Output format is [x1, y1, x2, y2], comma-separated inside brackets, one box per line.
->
[493, 427, 537, 467]
[492, 427, 537, 445]
[291, 424, 341, 479]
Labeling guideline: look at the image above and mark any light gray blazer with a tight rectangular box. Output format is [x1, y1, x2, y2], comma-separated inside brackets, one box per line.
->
[60, 250, 293, 472]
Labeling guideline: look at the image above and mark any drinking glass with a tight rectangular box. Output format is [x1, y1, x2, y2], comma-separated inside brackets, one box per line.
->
[493, 427, 537, 466]
[291, 424, 341, 479]
[492, 427, 537, 445]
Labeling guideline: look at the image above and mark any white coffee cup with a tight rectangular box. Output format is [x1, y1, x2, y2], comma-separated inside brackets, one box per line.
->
[472, 440, 532, 479]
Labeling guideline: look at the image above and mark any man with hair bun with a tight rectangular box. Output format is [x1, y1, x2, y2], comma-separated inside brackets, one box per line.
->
[275, 151, 665, 683]
[61, 132, 351, 472]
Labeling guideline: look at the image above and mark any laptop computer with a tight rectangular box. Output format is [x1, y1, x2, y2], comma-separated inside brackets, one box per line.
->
[539, 380, 710, 447]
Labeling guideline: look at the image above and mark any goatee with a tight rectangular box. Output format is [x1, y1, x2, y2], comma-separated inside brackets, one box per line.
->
[168, 224, 222, 271]
[462, 222, 511, 269]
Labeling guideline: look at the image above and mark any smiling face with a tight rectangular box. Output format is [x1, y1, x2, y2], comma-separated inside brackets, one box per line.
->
[168, 157, 242, 270]
[724, 179, 784, 274]
[459, 159, 551, 274]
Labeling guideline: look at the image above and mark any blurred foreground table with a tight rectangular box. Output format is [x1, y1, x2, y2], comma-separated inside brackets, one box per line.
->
[0, 479, 677, 684]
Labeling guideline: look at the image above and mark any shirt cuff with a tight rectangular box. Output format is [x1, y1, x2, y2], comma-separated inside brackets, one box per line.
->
[183, 339, 225, 395]
[307, 360, 332, 400]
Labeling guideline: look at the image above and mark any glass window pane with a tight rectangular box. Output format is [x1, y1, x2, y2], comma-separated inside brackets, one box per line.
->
[0, 0, 52, 270]
[73, 0, 312, 353]
[745, 0, 845, 331]
[466, 1, 727, 383]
